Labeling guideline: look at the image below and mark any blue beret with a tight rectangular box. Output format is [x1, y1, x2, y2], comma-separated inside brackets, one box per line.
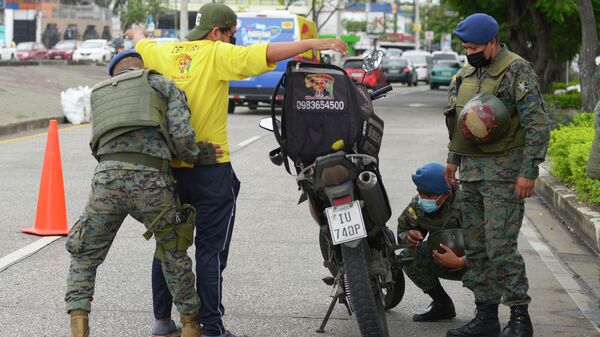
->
[108, 49, 142, 76]
[453, 13, 498, 45]
[411, 162, 449, 195]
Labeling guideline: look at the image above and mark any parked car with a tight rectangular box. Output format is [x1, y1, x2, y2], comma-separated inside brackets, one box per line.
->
[15, 42, 48, 61]
[48, 40, 81, 60]
[73, 39, 113, 63]
[432, 50, 460, 63]
[343, 57, 388, 90]
[430, 60, 462, 89]
[383, 48, 403, 58]
[383, 58, 418, 86]
[401, 50, 432, 83]
[0, 40, 16, 62]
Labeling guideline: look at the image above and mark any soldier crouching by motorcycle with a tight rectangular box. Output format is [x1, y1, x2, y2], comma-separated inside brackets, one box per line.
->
[397, 162, 467, 322]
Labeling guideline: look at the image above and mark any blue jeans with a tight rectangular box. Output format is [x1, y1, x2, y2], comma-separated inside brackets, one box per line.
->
[152, 163, 240, 336]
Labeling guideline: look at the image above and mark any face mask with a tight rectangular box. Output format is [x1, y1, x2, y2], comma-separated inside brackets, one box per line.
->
[418, 197, 441, 213]
[228, 35, 236, 45]
[467, 51, 492, 68]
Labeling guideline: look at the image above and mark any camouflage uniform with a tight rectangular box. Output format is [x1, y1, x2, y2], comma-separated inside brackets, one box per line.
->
[446, 46, 550, 306]
[65, 72, 202, 315]
[397, 188, 465, 292]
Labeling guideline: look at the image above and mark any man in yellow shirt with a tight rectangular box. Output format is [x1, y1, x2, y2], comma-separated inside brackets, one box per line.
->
[127, 4, 347, 337]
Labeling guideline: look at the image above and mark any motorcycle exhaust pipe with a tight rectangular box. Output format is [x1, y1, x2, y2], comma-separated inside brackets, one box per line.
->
[357, 171, 391, 226]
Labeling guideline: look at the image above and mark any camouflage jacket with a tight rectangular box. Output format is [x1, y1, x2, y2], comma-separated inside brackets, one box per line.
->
[446, 46, 551, 181]
[95, 71, 199, 173]
[397, 188, 462, 244]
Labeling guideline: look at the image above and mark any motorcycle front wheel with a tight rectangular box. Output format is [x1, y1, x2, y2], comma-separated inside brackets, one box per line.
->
[341, 241, 390, 337]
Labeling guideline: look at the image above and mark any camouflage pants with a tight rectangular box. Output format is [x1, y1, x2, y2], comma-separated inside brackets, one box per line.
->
[461, 180, 531, 306]
[65, 169, 201, 314]
[400, 242, 464, 292]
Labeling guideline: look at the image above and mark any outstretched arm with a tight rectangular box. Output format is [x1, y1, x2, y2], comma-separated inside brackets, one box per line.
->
[266, 38, 348, 63]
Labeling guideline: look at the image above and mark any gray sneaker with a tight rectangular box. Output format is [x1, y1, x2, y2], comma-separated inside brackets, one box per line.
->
[152, 319, 182, 337]
[202, 331, 248, 337]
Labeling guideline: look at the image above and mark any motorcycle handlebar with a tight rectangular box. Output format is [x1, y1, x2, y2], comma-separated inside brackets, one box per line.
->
[370, 85, 393, 101]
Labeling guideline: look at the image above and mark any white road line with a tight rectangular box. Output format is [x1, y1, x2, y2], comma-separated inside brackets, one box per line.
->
[522, 219, 600, 332]
[237, 136, 261, 148]
[0, 236, 62, 272]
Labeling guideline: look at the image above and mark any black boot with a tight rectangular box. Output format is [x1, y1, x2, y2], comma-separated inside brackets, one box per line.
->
[446, 302, 500, 337]
[413, 285, 456, 322]
[500, 305, 533, 337]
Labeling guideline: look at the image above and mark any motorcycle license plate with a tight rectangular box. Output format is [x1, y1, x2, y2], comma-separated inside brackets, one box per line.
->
[326, 201, 367, 245]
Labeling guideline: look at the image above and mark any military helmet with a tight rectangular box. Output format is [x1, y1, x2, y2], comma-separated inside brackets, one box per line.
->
[457, 92, 509, 144]
[428, 229, 466, 257]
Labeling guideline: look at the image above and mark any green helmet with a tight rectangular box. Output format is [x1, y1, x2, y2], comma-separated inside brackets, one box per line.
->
[428, 229, 466, 257]
[457, 92, 509, 144]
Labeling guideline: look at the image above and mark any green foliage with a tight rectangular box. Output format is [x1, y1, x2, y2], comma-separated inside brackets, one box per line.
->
[548, 113, 600, 204]
[118, 0, 167, 29]
[544, 91, 582, 110]
[550, 80, 581, 91]
[343, 20, 367, 33]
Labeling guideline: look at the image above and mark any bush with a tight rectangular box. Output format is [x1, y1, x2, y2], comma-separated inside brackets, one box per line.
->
[550, 80, 580, 92]
[548, 112, 600, 204]
[544, 91, 582, 110]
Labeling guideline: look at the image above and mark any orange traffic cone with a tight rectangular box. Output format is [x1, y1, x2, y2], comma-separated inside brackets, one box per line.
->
[21, 120, 69, 236]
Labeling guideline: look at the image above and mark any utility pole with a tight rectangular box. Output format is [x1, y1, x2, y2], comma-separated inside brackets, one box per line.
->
[312, 0, 317, 24]
[180, 0, 188, 39]
[414, 0, 420, 50]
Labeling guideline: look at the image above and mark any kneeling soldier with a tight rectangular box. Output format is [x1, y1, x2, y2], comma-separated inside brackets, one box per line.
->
[397, 162, 467, 322]
[65, 50, 204, 337]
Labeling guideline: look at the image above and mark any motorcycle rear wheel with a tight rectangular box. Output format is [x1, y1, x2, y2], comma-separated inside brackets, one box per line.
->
[383, 265, 405, 310]
[341, 241, 390, 337]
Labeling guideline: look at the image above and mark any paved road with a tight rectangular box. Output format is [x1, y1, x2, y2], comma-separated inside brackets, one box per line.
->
[0, 83, 599, 336]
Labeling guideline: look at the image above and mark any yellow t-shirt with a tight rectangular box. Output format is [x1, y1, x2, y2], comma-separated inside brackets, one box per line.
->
[136, 39, 276, 166]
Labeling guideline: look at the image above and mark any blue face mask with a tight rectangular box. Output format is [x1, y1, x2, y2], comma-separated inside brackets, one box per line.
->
[419, 197, 441, 213]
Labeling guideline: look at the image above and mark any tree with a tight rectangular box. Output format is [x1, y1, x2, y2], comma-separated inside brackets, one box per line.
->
[576, 0, 600, 111]
[441, 0, 590, 91]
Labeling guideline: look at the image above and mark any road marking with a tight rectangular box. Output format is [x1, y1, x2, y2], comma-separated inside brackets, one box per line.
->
[522, 219, 600, 332]
[0, 236, 63, 273]
[237, 136, 261, 148]
[408, 103, 427, 108]
[0, 124, 88, 145]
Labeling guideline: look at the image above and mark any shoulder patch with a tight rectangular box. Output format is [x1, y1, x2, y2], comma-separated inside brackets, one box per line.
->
[404, 207, 418, 224]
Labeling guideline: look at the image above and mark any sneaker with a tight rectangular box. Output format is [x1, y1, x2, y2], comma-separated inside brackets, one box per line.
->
[152, 319, 182, 337]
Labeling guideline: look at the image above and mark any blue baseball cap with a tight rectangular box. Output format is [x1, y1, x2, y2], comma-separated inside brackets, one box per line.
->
[453, 13, 498, 45]
[108, 49, 143, 76]
[411, 162, 449, 195]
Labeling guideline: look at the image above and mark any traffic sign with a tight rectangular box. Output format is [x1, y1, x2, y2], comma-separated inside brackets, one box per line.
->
[425, 31, 434, 40]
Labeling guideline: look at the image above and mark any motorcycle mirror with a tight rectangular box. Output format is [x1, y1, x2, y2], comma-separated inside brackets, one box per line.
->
[269, 148, 284, 166]
[259, 117, 280, 132]
[362, 49, 385, 73]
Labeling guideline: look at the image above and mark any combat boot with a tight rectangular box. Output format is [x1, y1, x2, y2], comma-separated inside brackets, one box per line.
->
[69, 310, 90, 337]
[500, 305, 533, 337]
[446, 302, 500, 337]
[180, 313, 202, 337]
[413, 285, 456, 322]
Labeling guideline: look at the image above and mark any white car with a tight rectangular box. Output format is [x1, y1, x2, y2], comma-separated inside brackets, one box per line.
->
[401, 50, 433, 82]
[73, 39, 113, 63]
[0, 40, 16, 62]
[432, 50, 460, 63]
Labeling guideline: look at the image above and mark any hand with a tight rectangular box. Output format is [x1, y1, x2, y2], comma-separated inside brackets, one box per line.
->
[310, 39, 348, 55]
[515, 176, 535, 199]
[406, 230, 424, 247]
[444, 163, 459, 186]
[432, 244, 465, 269]
[196, 142, 224, 166]
[123, 28, 147, 44]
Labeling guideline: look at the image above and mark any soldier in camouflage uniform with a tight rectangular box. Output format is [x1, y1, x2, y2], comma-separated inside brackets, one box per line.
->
[444, 14, 550, 337]
[65, 50, 204, 337]
[398, 163, 466, 322]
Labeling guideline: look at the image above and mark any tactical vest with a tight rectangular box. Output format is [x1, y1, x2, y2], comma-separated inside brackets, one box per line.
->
[448, 48, 526, 156]
[417, 189, 462, 233]
[587, 101, 600, 179]
[89, 69, 174, 158]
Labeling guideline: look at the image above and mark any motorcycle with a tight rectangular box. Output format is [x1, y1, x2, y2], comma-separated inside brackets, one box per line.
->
[259, 50, 405, 337]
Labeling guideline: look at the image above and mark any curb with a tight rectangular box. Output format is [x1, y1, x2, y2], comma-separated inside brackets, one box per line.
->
[535, 166, 600, 253]
[0, 116, 68, 137]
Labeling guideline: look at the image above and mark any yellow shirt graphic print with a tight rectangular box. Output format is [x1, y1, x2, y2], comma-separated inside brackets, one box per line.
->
[136, 39, 276, 166]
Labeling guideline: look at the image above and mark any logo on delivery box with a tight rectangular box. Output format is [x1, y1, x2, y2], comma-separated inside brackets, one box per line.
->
[304, 74, 335, 100]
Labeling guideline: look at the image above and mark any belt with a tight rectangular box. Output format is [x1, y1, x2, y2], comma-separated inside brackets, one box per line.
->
[98, 153, 170, 173]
